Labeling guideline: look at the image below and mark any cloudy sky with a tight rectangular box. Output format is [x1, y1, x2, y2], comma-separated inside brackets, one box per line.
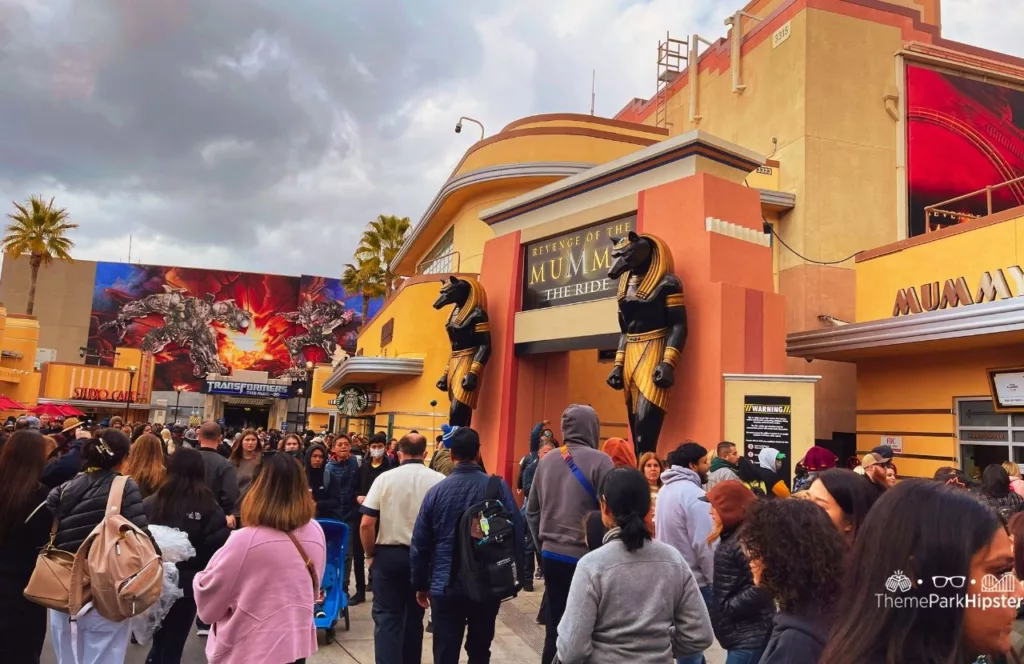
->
[0, 0, 1019, 278]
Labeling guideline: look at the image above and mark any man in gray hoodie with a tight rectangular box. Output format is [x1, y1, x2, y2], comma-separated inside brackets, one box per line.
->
[527, 404, 614, 664]
[655, 441, 716, 664]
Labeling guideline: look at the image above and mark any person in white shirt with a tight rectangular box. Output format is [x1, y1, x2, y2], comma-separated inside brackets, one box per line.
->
[360, 433, 444, 664]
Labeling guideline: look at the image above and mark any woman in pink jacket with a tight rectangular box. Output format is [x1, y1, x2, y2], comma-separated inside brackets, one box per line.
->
[194, 454, 327, 664]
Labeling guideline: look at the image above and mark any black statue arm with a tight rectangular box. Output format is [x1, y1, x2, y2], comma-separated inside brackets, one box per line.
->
[653, 276, 686, 389]
[461, 314, 491, 392]
[606, 310, 627, 390]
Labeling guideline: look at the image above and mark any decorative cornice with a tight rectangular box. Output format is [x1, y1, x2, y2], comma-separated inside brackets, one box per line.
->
[723, 373, 822, 383]
[706, 217, 772, 247]
[392, 162, 596, 273]
[787, 298, 1024, 359]
[480, 131, 765, 225]
[757, 189, 796, 211]
[322, 357, 424, 393]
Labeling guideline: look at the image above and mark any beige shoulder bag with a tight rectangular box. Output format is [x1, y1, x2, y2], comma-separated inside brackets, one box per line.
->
[24, 499, 81, 612]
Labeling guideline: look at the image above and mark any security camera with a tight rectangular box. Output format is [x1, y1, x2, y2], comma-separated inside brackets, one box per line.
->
[454, 120, 462, 134]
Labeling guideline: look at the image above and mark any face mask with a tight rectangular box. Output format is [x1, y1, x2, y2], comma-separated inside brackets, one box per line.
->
[370, 448, 385, 459]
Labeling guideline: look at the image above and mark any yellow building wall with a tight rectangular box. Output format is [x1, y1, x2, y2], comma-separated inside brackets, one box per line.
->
[855, 344, 1024, 479]
[2, 316, 41, 407]
[724, 377, 818, 471]
[445, 182, 550, 274]
[355, 279, 456, 439]
[41, 363, 140, 401]
[566, 350, 630, 443]
[855, 212, 1024, 322]
[453, 129, 659, 178]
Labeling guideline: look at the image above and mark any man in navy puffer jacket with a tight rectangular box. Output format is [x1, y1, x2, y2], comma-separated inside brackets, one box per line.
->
[410, 427, 524, 664]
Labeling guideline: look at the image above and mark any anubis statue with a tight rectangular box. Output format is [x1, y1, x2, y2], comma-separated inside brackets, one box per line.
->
[433, 276, 491, 427]
[606, 232, 688, 456]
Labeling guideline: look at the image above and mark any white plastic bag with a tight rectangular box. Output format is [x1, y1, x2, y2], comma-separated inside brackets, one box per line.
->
[129, 526, 195, 644]
[149, 525, 196, 564]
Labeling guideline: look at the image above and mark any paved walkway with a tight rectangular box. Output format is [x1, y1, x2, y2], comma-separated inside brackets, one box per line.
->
[42, 580, 726, 663]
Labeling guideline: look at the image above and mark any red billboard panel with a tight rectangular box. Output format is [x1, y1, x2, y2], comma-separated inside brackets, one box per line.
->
[906, 64, 1024, 236]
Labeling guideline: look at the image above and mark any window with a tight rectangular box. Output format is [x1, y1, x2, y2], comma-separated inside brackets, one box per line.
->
[957, 398, 1024, 482]
[419, 227, 455, 274]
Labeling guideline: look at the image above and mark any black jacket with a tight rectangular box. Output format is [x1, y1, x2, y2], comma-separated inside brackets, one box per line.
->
[0, 484, 51, 597]
[40, 440, 83, 489]
[759, 610, 830, 664]
[710, 529, 774, 650]
[304, 444, 338, 520]
[143, 494, 229, 596]
[359, 455, 392, 496]
[199, 447, 240, 517]
[45, 471, 150, 553]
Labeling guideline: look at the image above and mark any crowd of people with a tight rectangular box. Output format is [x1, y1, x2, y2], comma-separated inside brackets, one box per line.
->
[3, 405, 1024, 664]
[0, 414, 401, 664]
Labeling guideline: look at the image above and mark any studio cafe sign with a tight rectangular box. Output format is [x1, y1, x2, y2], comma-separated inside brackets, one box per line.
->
[892, 265, 1024, 317]
[72, 388, 139, 403]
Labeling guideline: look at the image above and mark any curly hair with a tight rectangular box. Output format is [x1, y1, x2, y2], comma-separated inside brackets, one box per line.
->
[737, 497, 846, 614]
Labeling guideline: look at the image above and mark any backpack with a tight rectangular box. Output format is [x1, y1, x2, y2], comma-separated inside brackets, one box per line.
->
[451, 476, 522, 603]
[743, 478, 768, 498]
[70, 475, 163, 622]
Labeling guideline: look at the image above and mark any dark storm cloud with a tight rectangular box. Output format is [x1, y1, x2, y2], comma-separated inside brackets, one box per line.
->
[0, 0, 485, 264]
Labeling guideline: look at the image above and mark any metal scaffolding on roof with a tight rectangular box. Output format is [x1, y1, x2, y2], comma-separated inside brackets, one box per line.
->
[655, 32, 688, 131]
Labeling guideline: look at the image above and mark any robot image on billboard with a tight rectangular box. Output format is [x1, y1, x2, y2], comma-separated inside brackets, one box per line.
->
[281, 297, 356, 372]
[606, 232, 688, 457]
[99, 287, 252, 377]
[433, 276, 491, 428]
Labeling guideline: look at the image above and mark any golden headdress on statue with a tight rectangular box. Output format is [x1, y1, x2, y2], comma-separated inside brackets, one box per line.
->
[452, 276, 488, 327]
[616, 234, 674, 301]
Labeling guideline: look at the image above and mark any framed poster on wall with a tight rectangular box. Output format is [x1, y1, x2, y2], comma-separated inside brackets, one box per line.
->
[988, 367, 1024, 412]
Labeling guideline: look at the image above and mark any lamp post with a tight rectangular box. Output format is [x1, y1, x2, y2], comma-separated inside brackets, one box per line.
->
[125, 365, 137, 422]
[430, 399, 438, 443]
[302, 360, 313, 433]
[174, 386, 183, 426]
[296, 387, 305, 433]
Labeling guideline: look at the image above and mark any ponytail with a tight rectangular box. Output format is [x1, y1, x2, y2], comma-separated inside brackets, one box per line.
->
[617, 511, 651, 552]
[599, 467, 654, 553]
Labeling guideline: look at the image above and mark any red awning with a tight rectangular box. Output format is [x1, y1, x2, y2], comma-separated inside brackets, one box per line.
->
[0, 395, 26, 411]
[31, 403, 69, 418]
[57, 404, 85, 417]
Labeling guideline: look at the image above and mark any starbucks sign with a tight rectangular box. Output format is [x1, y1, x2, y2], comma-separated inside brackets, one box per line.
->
[336, 385, 369, 417]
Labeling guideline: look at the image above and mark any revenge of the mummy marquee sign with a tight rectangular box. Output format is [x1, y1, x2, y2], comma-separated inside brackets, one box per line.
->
[522, 214, 636, 311]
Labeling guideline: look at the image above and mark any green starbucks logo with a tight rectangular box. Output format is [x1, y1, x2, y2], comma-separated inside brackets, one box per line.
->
[337, 385, 369, 417]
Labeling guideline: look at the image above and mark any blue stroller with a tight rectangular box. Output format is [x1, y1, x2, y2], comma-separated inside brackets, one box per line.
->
[315, 519, 351, 643]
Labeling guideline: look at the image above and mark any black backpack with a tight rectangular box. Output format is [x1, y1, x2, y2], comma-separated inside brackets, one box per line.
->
[450, 476, 522, 603]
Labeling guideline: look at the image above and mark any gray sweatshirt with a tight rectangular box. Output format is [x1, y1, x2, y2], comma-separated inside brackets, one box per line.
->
[655, 466, 716, 587]
[526, 404, 615, 561]
[556, 528, 714, 664]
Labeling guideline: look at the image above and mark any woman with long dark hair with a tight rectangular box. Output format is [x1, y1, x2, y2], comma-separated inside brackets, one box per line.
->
[979, 464, 1024, 520]
[738, 498, 846, 663]
[555, 468, 713, 663]
[807, 469, 883, 544]
[822, 480, 1023, 664]
[143, 448, 230, 664]
[194, 454, 326, 664]
[0, 430, 52, 663]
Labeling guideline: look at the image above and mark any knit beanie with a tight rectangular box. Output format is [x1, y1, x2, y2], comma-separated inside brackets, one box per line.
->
[701, 480, 757, 530]
[441, 424, 459, 449]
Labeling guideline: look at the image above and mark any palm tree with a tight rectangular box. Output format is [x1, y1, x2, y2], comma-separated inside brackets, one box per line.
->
[2, 196, 77, 316]
[355, 214, 411, 294]
[341, 256, 387, 326]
